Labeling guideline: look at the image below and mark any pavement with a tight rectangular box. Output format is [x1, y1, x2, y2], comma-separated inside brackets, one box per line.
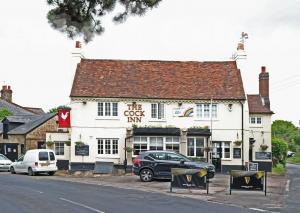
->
[42, 170, 288, 212]
[0, 172, 257, 213]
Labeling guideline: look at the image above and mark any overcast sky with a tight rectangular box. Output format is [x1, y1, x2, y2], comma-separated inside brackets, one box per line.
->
[0, 0, 299, 126]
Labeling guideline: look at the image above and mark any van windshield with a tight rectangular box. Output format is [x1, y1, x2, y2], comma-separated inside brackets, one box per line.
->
[39, 152, 49, 161]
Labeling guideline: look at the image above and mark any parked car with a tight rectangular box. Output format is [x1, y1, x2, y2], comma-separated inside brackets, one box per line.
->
[287, 151, 295, 158]
[0, 154, 12, 172]
[133, 151, 215, 182]
[10, 149, 57, 176]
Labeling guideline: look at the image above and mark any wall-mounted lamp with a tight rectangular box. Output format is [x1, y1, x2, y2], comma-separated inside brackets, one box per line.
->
[82, 101, 87, 105]
[178, 102, 182, 107]
[228, 103, 233, 112]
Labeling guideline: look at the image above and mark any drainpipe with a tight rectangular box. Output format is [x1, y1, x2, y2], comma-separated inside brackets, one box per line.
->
[240, 101, 244, 170]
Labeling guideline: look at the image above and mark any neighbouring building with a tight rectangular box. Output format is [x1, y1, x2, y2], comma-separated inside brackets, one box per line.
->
[0, 85, 57, 161]
[63, 53, 273, 172]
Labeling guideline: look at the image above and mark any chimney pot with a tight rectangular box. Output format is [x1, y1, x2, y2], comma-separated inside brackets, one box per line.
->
[261, 66, 266, 73]
[75, 41, 81, 49]
[1, 85, 12, 102]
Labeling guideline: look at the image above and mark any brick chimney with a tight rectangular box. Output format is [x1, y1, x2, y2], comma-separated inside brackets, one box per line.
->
[259, 66, 270, 109]
[1, 85, 12, 102]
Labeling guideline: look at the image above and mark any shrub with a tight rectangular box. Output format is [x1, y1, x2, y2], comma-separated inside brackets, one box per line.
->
[272, 137, 288, 166]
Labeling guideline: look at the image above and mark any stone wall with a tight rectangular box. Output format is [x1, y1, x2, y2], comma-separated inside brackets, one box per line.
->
[25, 116, 57, 150]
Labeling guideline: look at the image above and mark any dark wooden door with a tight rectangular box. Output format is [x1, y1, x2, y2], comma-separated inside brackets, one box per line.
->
[3, 143, 18, 161]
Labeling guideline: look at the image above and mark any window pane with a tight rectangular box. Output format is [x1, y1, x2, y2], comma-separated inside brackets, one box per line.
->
[98, 139, 104, 154]
[149, 153, 166, 160]
[151, 104, 157, 118]
[105, 139, 111, 154]
[112, 139, 118, 154]
[39, 152, 49, 161]
[167, 153, 182, 161]
[196, 104, 202, 118]
[257, 117, 262, 124]
[134, 137, 140, 142]
[250, 117, 256, 124]
[173, 137, 180, 142]
[55, 142, 64, 155]
[212, 104, 217, 118]
[112, 103, 118, 116]
[105, 103, 111, 116]
[187, 138, 194, 156]
[196, 138, 204, 147]
[98, 103, 103, 116]
[204, 104, 210, 118]
[166, 137, 172, 142]
[196, 148, 204, 157]
[141, 137, 147, 142]
[224, 142, 230, 158]
[49, 152, 55, 161]
[158, 103, 164, 119]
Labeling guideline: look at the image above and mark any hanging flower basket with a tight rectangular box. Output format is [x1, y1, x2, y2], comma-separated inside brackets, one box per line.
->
[234, 140, 242, 146]
[260, 144, 269, 151]
[75, 141, 85, 147]
[124, 146, 133, 153]
[65, 141, 71, 146]
[46, 141, 54, 147]
[204, 147, 211, 152]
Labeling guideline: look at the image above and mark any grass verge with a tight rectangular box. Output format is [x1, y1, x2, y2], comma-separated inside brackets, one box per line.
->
[272, 163, 285, 175]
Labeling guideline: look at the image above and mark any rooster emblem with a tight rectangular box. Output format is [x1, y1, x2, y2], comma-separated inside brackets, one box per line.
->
[60, 112, 69, 120]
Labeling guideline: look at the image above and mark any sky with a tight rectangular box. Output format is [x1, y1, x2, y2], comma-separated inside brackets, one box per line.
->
[0, 0, 299, 126]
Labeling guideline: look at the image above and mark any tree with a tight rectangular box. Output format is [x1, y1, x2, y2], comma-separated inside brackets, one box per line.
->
[48, 105, 71, 113]
[46, 0, 162, 42]
[272, 120, 297, 142]
[0, 108, 12, 121]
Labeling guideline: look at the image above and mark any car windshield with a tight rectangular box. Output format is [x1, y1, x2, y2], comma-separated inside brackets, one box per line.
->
[0, 154, 9, 160]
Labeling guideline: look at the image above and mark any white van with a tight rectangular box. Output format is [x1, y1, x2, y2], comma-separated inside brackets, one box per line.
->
[10, 149, 57, 176]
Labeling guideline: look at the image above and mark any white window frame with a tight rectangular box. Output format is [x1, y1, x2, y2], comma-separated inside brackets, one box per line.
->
[97, 138, 119, 156]
[165, 136, 180, 152]
[187, 137, 205, 158]
[221, 141, 231, 160]
[133, 136, 148, 156]
[249, 116, 263, 125]
[196, 103, 218, 120]
[97, 102, 118, 117]
[151, 103, 165, 120]
[54, 141, 64, 156]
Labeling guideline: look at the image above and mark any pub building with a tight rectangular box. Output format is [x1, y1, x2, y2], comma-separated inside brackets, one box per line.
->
[62, 54, 273, 173]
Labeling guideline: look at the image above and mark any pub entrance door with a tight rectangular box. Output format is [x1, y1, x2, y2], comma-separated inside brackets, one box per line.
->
[212, 141, 222, 172]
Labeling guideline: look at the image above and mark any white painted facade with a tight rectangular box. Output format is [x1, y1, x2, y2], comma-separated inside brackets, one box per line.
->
[67, 97, 267, 172]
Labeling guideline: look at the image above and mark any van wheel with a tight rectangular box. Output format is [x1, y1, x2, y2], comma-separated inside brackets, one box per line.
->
[28, 168, 35, 176]
[48, 171, 55, 176]
[140, 168, 154, 182]
[10, 167, 16, 174]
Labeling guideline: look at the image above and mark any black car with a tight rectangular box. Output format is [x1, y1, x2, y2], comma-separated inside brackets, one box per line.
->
[133, 151, 215, 182]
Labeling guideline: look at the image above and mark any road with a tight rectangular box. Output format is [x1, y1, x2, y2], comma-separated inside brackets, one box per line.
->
[284, 163, 300, 213]
[0, 172, 257, 213]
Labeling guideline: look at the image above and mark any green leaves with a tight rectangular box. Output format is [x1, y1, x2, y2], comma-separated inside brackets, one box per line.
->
[0, 108, 12, 121]
[46, 0, 162, 42]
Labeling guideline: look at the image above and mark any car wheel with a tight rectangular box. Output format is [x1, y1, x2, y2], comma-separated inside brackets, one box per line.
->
[140, 168, 154, 182]
[10, 167, 16, 174]
[28, 168, 35, 176]
[48, 171, 55, 176]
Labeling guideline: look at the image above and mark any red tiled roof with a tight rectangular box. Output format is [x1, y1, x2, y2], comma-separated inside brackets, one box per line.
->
[247, 95, 273, 114]
[70, 59, 246, 100]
